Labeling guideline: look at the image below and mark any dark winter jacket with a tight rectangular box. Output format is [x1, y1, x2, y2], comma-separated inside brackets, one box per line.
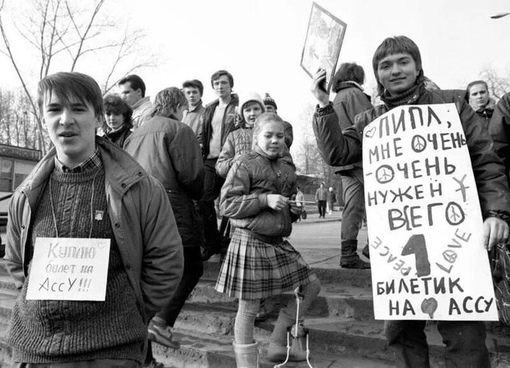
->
[489, 92, 510, 184]
[5, 137, 184, 320]
[125, 115, 205, 247]
[472, 98, 496, 131]
[332, 81, 373, 173]
[216, 127, 294, 179]
[313, 88, 510, 217]
[220, 145, 298, 243]
[201, 94, 239, 159]
[103, 124, 132, 148]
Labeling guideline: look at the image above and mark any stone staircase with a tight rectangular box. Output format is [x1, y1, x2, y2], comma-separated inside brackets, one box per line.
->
[1, 260, 510, 367]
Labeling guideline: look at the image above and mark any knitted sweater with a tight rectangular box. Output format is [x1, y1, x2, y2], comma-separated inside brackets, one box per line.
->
[8, 165, 146, 364]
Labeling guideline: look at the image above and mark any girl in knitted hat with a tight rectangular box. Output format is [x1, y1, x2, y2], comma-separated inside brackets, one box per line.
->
[216, 113, 321, 366]
[215, 92, 266, 178]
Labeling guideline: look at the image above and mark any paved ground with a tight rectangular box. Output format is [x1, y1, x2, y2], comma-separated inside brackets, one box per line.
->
[289, 211, 369, 269]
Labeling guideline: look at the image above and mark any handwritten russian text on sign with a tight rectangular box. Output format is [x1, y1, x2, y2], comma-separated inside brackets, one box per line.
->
[363, 104, 497, 321]
[26, 237, 110, 301]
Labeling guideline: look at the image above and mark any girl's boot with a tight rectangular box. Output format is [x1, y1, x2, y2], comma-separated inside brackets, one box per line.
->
[267, 310, 307, 362]
[232, 340, 259, 368]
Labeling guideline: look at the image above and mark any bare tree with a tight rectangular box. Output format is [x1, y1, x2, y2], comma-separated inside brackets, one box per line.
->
[0, 0, 157, 152]
[479, 65, 510, 100]
[0, 88, 43, 149]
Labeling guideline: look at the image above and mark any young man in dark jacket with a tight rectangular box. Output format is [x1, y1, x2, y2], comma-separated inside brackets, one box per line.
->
[466, 80, 495, 129]
[199, 70, 239, 261]
[330, 62, 373, 269]
[311, 35, 510, 368]
[5, 72, 183, 367]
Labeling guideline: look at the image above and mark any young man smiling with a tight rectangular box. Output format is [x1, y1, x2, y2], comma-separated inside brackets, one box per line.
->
[311, 36, 510, 368]
[4, 72, 183, 367]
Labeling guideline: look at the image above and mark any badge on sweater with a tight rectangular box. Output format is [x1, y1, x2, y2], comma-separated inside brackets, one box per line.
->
[26, 237, 111, 301]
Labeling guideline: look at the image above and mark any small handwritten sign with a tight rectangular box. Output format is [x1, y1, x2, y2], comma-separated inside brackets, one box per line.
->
[26, 237, 110, 301]
[363, 104, 497, 321]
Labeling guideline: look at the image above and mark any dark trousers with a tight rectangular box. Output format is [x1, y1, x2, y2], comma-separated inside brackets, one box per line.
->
[340, 168, 365, 242]
[317, 200, 326, 217]
[156, 246, 203, 325]
[385, 319, 490, 368]
[146, 246, 204, 363]
[197, 159, 224, 252]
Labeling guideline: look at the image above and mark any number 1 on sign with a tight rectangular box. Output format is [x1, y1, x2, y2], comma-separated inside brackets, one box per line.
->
[401, 234, 431, 277]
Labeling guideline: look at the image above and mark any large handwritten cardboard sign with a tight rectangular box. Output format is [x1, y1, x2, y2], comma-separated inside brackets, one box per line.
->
[363, 104, 497, 321]
[26, 237, 110, 301]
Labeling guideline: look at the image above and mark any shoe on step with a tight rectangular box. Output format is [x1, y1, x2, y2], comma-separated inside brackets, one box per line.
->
[148, 319, 181, 349]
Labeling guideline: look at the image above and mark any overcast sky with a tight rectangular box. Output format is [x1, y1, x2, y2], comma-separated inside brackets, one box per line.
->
[2, 0, 510, 151]
[124, 0, 510, 150]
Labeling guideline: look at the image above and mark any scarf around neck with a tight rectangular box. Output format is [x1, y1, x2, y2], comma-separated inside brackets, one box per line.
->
[380, 82, 426, 109]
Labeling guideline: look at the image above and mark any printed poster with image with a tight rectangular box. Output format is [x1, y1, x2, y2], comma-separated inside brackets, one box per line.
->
[363, 103, 498, 321]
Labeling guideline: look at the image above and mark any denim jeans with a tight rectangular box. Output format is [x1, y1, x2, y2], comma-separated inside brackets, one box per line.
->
[340, 168, 365, 242]
[385, 319, 490, 368]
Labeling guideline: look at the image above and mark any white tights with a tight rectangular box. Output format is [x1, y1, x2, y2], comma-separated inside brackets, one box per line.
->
[234, 277, 322, 345]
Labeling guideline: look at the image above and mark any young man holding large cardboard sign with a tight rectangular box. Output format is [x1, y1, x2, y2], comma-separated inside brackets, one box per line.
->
[4, 72, 184, 367]
[311, 36, 510, 368]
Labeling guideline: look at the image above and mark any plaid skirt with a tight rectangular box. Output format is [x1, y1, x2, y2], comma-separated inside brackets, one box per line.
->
[215, 228, 315, 299]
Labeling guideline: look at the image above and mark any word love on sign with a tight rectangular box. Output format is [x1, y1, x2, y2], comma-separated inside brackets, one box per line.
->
[26, 237, 111, 301]
[363, 103, 497, 321]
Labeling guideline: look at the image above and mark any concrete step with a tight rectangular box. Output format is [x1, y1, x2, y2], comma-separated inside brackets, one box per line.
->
[1, 259, 510, 367]
[0, 262, 8, 277]
[153, 313, 510, 368]
[202, 261, 373, 289]
[0, 276, 17, 293]
[188, 279, 374, 322]
[166, 303, 510, 367]
[151, 326, 395, 368]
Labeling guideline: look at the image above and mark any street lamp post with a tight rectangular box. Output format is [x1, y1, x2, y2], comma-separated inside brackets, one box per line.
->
[491, 12, 510, 19]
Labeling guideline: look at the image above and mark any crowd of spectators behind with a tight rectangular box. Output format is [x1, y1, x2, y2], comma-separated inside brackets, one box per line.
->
[5, 33, 510, 367]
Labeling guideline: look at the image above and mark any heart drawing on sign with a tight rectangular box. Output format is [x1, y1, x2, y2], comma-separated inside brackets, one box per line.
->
[365, 126, 376, 138]
[421, 297, 438, 319]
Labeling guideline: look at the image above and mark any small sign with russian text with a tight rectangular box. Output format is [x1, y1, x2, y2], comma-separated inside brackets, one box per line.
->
[363, 103, 497, 321]
[26, 237, 110, 301]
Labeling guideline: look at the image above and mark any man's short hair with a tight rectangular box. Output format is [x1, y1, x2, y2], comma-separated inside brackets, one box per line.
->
[38, 72, 103, 118]
[332, 62, 365, 93]
[150, 87, 187, 119]
[183, 79, 204, 96]
[103, 94, 133, 128]
[210, 70, 234, 89]
[118, 74, 146, 97]
[372, 36, 423, 95]
[467, 80, 488, 94]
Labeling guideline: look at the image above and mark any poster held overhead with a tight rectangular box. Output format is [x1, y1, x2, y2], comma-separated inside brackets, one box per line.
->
[300, 2, 346, 93]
